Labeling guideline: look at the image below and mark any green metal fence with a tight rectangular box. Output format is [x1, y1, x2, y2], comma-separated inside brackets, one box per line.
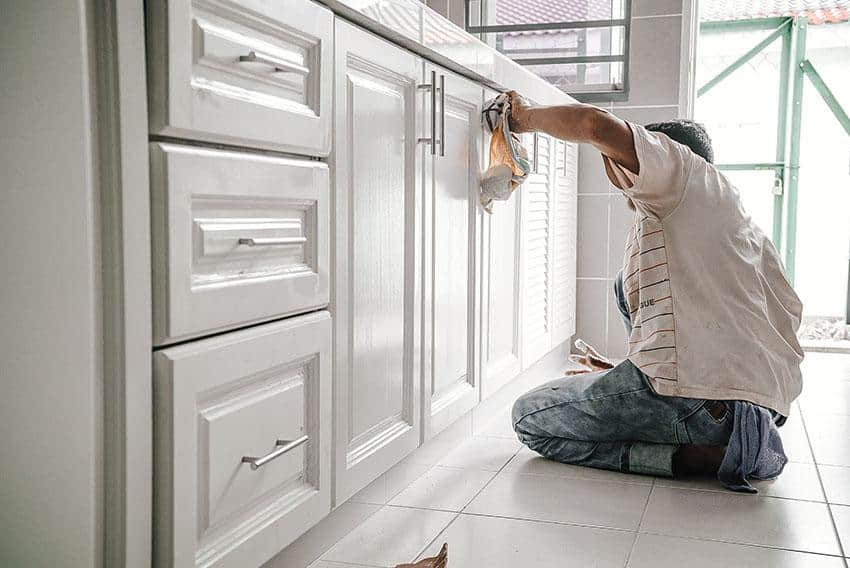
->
[698, 16, 850, 287]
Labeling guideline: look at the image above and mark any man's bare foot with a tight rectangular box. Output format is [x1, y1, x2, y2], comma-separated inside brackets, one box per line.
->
[395, 543, 448, 568]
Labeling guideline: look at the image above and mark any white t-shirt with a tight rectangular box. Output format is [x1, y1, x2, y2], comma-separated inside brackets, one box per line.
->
[603, 123, 803, 416]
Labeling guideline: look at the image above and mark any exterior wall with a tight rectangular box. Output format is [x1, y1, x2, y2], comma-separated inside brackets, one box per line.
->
[574, 0, 695, 358]
[0, 1, 102, 566]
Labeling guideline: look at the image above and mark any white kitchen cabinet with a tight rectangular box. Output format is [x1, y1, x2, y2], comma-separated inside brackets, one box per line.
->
[153, 311, 332, 568]
[421, 63, 482, 438]
[149, 142, 329, 346]
[332, 21, 423, 504]
[146, 0, 332, 155]
[478, 90, 523, 399]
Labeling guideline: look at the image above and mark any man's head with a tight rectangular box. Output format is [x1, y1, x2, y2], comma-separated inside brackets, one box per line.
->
[645, 119, 714, 164]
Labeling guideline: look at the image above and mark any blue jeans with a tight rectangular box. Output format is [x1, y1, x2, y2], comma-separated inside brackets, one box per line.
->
[511, 272, 733, 477]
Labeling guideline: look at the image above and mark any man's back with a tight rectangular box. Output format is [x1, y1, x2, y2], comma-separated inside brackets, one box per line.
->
[616, 123, 803, 415]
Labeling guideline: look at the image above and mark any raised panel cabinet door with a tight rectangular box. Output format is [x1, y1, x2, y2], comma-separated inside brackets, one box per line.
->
[422, 63, 482, 439]
[551, 140, 578, 345]
[479, 92, 523, 400]
[333, 21, 423, 504]
[154, 311, 332, 568]
[146, 0, 332, 155]
[520, 132, 556, 368]
[149, 142, 329, 345]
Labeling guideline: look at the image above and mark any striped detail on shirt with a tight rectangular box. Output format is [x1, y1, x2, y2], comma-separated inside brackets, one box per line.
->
[621, 216, 678, 383]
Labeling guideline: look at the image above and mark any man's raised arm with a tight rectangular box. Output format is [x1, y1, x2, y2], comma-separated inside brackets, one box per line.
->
[507, 91, 639, 177]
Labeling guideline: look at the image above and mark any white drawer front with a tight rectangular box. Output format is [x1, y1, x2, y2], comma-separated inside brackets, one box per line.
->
[151, 142, 329, 345]
[147, 0, 332, 155]
[155, 311, 332, 568]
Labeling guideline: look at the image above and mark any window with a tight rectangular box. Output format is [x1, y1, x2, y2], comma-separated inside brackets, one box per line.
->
[465, 0, 631, 100]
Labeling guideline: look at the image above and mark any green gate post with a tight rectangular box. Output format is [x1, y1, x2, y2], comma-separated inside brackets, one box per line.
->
[783, 17, 807, 283]
[772, 22, 792, 246]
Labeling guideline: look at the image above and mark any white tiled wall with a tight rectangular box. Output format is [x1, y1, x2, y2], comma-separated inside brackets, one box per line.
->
[575, 1, 691, 359]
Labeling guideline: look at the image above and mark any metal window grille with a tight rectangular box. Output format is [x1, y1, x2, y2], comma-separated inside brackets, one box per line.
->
[465, 0, 631, 101]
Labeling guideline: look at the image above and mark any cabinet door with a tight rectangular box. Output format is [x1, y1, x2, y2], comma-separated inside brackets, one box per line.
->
[333, 21, 423, 504]
[154, 312, 331, 568]
[520, 132, 556, 368]
[479, 91, 523, 399]
[422, 64, 482, 438]
[550, 140, 578, 345]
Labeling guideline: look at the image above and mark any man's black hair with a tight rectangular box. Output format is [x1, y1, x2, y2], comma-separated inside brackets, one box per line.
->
[645, 119, 714, 164]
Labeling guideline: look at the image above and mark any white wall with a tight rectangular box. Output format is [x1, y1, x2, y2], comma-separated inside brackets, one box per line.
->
[574, 0, 693, 358]
[0, 1, 102, 566]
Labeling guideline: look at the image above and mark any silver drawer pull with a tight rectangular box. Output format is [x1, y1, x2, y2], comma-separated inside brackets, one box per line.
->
[238, 236, 307, 247]
[238, 50, 310, 76]
[241, 435, 309, 470]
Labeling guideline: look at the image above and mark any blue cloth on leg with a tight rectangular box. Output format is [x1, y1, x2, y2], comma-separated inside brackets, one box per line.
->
[718, 401, 788, 493]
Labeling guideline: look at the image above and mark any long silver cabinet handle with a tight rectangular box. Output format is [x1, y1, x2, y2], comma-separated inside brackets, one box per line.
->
[238, 236, 307, 247]
[417, 70, 438, 155]
[439, 74, 446, 157]
[238, 50, 310, 76]
[241, 435, 309, 470]
[533, 132, 539, 174]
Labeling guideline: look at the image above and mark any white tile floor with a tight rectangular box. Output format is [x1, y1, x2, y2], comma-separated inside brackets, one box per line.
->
[306, 352, 850, 568]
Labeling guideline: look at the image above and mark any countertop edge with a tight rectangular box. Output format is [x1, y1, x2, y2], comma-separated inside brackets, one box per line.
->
[316, 0, 577, 105]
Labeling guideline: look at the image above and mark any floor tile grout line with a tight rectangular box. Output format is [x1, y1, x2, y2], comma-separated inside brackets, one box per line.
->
[457, 444, 524, 515]
[411, 444, 524, 562]
[798, 407, 849, 564]
[652, 480, 840, 504]
[651, 482, 828, 504]
[313, 560, 385, 568]
[384, 503, 471, 514]
[383, 462, 488, 507]
[456, 509, 638, 534]
[624, 478, 656, 567]
[312, 504, 386, 566]
[634, 530, 849, 560]
[411, 510, 463, 564]
[482, 465, 831, 505]
[446, 506, 850, 560]
[501, 469, 654, 486]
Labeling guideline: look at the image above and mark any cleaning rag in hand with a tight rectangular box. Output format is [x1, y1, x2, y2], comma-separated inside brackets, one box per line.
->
[480, 93, 530, 213]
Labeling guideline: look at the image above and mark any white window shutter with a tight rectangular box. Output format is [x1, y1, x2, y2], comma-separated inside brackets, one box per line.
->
[550, 141, 578, 346]
[520, 133, 554, 368]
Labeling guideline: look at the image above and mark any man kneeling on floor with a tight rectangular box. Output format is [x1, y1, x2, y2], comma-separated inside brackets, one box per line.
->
[507, 92, 804, 493]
